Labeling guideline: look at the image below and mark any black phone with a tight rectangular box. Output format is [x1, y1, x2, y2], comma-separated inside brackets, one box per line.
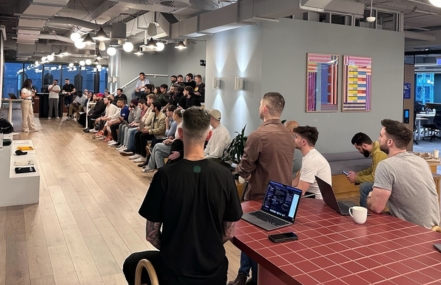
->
[268, 232, 298, 243]
[434, 244, 441, 253]
[342, 171, 348, 176]
[15, 167, 36, 174]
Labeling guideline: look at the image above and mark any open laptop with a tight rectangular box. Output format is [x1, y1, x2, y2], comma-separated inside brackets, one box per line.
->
[315, 176, 357, 216]
[241, 180, 302, 231]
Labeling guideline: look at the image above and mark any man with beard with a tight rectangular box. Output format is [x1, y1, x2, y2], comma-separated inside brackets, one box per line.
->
[367, 119, 439, 229]
[346, 132, 388, 207]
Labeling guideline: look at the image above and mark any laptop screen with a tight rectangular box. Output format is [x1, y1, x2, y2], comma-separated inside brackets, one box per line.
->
[261, 180, 302, 223]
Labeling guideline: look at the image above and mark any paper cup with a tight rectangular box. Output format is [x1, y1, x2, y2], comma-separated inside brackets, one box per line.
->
[434, 150, 439, 159]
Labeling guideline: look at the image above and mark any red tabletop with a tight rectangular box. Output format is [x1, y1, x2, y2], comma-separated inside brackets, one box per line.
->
[233, 199, 441, 284]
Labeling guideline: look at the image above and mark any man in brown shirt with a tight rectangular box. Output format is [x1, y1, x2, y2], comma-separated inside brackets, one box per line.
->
[237, 92, 295, 201]
[229, 92, 295, 285]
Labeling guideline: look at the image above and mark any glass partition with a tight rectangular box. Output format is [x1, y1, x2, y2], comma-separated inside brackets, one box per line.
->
[99, 67, 108, 93]
[80, 66, 95, 93]
[3, 62, 23, 97]
[43, 64, 62, 92]
[23, 63, 43, 92]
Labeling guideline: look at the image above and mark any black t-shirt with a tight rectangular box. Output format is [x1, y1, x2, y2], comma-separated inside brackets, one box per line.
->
[62, 83, 75, 93]
[139, 159, 242, 285]
[186, 95, 201, 109]
[176, 93, 186, 109]
[113, 94, 127, 105]
[194, 83, 205, 103]
[184, 80, 196, 89]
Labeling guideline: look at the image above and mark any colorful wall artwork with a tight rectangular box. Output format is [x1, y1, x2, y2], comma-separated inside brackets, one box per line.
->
[306, 53, 339, 112]
[342, 56, 372, 112]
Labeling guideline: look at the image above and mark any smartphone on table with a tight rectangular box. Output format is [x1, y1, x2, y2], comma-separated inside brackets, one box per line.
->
[268, 232, 298, 243]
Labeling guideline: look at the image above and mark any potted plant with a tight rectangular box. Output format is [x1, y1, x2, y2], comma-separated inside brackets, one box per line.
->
[222, 125, 247, 165]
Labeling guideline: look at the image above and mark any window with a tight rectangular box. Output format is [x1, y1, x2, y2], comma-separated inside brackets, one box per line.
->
[415, 73, 434, 104]
[23, 63, 43, 92]
[43, 64, 62, 92]
[3, 63, 23, 97]
[99, 67, 108, 93]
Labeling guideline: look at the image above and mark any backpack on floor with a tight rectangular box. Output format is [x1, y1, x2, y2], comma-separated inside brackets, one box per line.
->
[0, 118, 14, 134]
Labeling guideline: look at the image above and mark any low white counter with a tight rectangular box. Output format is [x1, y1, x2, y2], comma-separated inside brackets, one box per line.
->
[0, 139, 40, 207]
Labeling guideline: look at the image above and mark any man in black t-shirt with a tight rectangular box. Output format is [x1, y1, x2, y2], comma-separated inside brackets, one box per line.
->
[123, 107, 242, 285]
[62, 78, 76, 107]
[194, 74, 205, 103]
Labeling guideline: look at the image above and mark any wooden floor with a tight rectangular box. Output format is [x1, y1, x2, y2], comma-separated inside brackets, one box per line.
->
[0, 113, 241, 285]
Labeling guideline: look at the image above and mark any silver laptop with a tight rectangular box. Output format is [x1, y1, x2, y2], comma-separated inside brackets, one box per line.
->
[241, 180, 302, 231]
[315, 176, 357, 216]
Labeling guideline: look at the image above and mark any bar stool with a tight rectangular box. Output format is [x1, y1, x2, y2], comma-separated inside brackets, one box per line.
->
[135, 259, 159, 285]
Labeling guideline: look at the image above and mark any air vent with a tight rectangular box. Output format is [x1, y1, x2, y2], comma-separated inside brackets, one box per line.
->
[159, 0, 191, 8]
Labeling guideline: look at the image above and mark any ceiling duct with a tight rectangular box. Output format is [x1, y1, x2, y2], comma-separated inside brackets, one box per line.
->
[160, 0, 191, 8]
[111, 22, 127, 39]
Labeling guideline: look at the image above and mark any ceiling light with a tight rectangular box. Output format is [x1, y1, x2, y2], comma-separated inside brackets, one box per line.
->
[93, 27, 109, 41]
[134, 47, 143, 56]
[70, 31, 81, 42]
[148, 23, 157, 36]
[175, 41, 187, 49]
[107, 46, 117, 56]
[75, 40, 86, 49]
[430, 0, 441, 8]
[94, 59, 99, 64]
[97, 64, 102, 69]
[47, 54, 55, 61]
[69, 63, 74, 67]
[41, 56, 47, 62]
[146, 37, 157, 48]
[79, 60, 85, 66]
[99, 41, 106, 51]
[96, 51, 103, 60]
[35, 61, 39, 66]
[82, 33, 95, 45]
[85, 59, 92, 65]
[81, 66, 86, 70]
[156, 41, 165, 52]
[366, 0, 376, 22]
[123, 41, 134, 52]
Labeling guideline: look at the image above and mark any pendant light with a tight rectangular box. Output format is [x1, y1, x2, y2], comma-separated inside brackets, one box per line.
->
[146, 38, 157, 48]
[366, 0, 376, 22]
[175, 41, 187, 49]
[93, 27, 110, 41]
[82, 33, 95, 45]
[96, 51, 103, 60]
[99, 41, 106, 51]
[134, 47, 143, 56]
[429, 0, 441, 8]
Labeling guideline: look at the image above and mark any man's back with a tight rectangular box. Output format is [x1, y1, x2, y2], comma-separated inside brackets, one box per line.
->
[239, 119, 294, 200]
[139, 159, 242, 284]
[374, 152, 440, 228]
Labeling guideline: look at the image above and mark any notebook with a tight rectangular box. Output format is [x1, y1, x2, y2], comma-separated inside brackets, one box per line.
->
[315, 176, 357, 216]
[241, 180, 302, 231]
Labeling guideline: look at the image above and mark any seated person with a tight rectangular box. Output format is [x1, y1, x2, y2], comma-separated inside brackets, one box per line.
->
[113, 88, 127, 105]
[78, 91, 94, 127]
[194, 74, 205, 103]
[83, 93, 105, 131]
[285, 120, 302, 178]
[68, 89, 87, 120]
[143, 108, 183, 172]
[291, 126, 332, 199]
[204, 109, 231, 162]
[129, 101, 166, 164]
[184, 86, 201, 109]
[92, 96, 120, 135]
[347, 132, 388, 207]
[123, 107, 242, 285]
[133, 72, 149, 99]
[367, 119, 440, 229]
[156, 84, 170, 107]
[108, 98, 130, 145]
[115, 98, 141, 148]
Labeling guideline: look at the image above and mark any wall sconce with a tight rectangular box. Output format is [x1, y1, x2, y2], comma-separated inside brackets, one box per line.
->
[108, 76, 112, 83]
[234, 77, 244, 90]
[112, 76, 118, 83]
[212, 77, 221, 89]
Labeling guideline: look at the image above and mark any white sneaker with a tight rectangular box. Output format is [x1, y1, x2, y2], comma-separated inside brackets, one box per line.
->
[142, 167, 154, 173]
[56, 117, 60, 119]
[108, 141, 118, 146]
[118, 148, 128, 153]
[116, 145, 125, 150]
[90, 129, 98, 133]
[134, 157, 146, 163]
[48, 117, 51, 120]
[107, 140, 115, 144]
[129, 154, 141, 160]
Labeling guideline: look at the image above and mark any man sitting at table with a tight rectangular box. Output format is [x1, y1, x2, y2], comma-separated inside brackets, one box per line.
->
[367, 119, 440, 229]
[346, 132, 388, 207]
[291, 125, 332, 199]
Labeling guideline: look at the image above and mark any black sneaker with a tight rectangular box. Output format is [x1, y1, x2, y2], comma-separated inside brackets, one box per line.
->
[83, 129, 90, 133]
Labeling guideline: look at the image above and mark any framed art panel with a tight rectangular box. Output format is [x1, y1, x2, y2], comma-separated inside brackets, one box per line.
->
[306, 53, 339, 112]
[342, 55, 372, 112]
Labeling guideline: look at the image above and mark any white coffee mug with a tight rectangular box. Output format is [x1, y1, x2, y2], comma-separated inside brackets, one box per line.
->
[349, 206, 367, 224]
[433, 150, 439, 159]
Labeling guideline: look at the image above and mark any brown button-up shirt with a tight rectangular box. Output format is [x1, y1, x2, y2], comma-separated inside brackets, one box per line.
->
[237, 119, 295, 200]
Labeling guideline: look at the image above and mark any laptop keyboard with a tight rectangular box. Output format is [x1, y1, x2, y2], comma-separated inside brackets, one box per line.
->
[337, 201, 356, 215]
[250, 211, 290, 227]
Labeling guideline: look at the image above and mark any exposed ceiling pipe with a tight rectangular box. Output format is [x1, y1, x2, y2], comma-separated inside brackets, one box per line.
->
[38, 34, 74, 43]
[47, 17, 102, 31]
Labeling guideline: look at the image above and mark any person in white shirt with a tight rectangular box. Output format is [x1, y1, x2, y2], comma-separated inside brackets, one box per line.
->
[204, 109, 231, 161]
[67, 88, 88, 119]
[48, 79, 61, 119]
[134, 72, 150, 99]
[92, 96, 120, 134]
[291, 125, 332, 199]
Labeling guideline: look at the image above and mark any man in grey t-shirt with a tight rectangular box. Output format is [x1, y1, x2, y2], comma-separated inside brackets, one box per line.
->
[368, 119, 439, 229]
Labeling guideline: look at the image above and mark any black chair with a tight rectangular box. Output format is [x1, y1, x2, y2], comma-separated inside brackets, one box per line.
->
[422, 112, 441, 142]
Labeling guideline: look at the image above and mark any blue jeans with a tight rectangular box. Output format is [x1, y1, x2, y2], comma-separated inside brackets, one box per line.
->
[126, 129, 138, 151]
[359, 182, 374, 208]
[239, 252, 258, 282]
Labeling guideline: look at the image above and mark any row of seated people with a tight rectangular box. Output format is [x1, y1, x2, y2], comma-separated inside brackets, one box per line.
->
[76, 90, 231, 174]
[133, 73, 205, 103]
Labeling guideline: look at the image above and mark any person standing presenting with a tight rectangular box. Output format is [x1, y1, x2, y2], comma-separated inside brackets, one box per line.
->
[20, 79, 38, 133]
[48, 79, 61, 119]
[62, 78, 76, 108]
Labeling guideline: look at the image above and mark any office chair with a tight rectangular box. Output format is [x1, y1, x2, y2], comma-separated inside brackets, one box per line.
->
[422, 113, 441, 142]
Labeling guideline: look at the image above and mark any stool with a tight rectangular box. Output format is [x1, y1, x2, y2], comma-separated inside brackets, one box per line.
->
[135, 259, 159, 285]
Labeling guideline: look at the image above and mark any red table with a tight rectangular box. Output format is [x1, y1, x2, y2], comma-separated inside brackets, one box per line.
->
[233, 199, 441, 284]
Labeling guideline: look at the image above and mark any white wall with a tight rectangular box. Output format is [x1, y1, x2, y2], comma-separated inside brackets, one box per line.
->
[205, 19, 405, 153]
[166, 40, 206, 81]
[205, 25, 263, 134]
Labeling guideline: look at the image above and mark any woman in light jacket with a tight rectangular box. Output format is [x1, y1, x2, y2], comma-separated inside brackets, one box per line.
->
[20, 79, 38, 133]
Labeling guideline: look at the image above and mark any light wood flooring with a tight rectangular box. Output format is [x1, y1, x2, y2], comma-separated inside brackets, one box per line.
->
[0, 114, 241, 285]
